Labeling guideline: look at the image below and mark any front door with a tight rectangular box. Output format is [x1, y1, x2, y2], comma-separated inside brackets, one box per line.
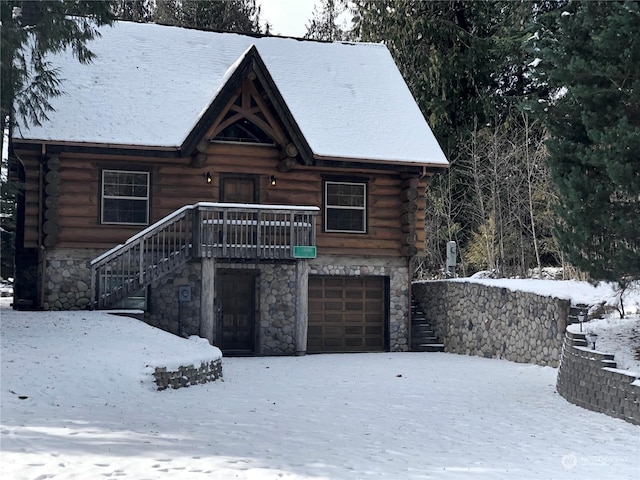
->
[220, 175, 257, 203]
[217, 271, 256, 354]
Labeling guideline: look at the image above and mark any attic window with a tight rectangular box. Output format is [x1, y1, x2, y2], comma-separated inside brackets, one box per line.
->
[214, 117, 274, 145]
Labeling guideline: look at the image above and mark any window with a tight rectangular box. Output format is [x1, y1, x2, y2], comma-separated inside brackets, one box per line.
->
[101, 170, 149, 225]
[324, 181, 367, 233]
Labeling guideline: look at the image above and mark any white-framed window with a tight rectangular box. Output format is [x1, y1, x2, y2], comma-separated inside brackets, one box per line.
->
[101, 169, 150, 225]
[324, 181, 367, 233]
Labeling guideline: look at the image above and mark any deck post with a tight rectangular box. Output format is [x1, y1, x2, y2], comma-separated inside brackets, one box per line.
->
[200, 257, 216, 345]
[294, 259, 309, 355]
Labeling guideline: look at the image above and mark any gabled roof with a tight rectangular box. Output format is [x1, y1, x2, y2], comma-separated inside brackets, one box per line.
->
[15, 21, 449, 168]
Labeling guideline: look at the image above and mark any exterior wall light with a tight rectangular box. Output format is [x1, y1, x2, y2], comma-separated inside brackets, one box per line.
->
[205, 172, 212, 184]
[270, 175, 277, 186]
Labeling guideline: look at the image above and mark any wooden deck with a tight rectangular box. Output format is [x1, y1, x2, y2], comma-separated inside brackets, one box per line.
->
[90, 203, 318, 309]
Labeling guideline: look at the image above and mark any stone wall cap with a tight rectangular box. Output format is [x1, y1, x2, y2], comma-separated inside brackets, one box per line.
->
[602, 366, 640, 379]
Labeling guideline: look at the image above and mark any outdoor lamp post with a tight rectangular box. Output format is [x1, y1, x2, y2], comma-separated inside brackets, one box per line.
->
[586, 332, 598, 350]
[578, 311, 585, 332]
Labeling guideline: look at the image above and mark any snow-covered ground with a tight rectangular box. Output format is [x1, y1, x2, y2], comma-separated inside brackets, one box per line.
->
[1, 291, 639, 480]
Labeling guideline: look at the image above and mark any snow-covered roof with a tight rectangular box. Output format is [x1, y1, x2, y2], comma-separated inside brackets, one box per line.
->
[15, 21, 449, 167]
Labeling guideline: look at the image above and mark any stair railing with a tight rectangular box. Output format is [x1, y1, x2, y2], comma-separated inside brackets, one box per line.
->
[90, 205, 194, 309]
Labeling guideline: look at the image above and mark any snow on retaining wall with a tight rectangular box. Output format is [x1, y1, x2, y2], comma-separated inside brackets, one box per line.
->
[557, 331, 640, 425]
[412, 281, 569, 367]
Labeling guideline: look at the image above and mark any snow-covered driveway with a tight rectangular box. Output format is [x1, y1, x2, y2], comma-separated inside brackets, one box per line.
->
[1, 307, 638, 479]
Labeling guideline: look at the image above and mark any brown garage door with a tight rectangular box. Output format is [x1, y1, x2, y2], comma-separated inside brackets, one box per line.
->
[308, 276, 386, 353]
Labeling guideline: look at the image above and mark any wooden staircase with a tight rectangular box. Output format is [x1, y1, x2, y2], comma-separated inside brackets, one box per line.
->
[410, 297, 445, 352]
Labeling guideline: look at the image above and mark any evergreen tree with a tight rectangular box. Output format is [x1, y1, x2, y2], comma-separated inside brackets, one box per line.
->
[1, 1, 114, 134]
[305, 0, 351, 41]
[530, 0, 640, 285]
[112, 0, 153, 22]
[154, 0, 262, 33]
[1, 1, 113, 279]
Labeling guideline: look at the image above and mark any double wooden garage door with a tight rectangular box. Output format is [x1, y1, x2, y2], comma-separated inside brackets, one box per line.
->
[308, 276, 386, 353]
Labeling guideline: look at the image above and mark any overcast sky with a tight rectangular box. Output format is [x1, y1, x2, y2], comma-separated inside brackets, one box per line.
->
[257, 0, 318, 37]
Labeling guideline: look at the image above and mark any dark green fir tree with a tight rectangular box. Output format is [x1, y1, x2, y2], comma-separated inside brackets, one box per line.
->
[531, 1, 640, 286]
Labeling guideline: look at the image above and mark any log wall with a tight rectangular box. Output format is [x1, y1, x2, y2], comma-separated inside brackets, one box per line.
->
[14, 143, 431, 257]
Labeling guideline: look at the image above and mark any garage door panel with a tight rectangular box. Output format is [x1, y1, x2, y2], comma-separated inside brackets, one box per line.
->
[365, 325, 383, 335]
[365, 337, 383, 347]
[345, 326, 363, 335]
[324, 277, 344, 287]
[366, 289, 383, 299]
[325, 290, 344, 298]
[307, 276, 385, 353]
[345, 313, 363, 322]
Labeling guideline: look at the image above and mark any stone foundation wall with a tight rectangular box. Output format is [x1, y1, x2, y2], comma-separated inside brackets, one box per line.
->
[259, 262, 297, 355]
[153, 359, 223, 391]
[412, 280, 570, 366]
[310, 255, 410, 352]
[145, 260, 300, 355]
[42, 248, 412, 355]
[43, 248, 103, 310]
[557, 331, 640, 425]
[146, 262, 203, 337]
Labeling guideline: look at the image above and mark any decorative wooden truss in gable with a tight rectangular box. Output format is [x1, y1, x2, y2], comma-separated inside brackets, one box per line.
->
[208, 76, 288, 146]
[187, 47, 306, 172]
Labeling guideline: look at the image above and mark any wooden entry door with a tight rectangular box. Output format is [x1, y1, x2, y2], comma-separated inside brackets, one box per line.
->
[217, 271, 256, 353]
[221, 175, 257, 203]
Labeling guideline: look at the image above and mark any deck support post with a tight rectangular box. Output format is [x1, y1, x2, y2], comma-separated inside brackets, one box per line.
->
[200, 257, 216, 345]
[294, 259, 309, 355]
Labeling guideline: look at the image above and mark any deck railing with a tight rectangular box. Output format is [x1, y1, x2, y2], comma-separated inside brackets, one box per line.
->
[90, 202, 318, 309]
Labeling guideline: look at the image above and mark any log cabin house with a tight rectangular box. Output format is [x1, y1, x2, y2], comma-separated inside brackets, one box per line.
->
[11, 21, 449, 355]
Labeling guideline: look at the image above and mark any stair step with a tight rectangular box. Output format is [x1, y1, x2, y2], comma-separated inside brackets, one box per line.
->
[411, 318, 430, 324]
[410, 296, 445, 352]
[412, 324, 434, 330]
[412, 333, 436, 340]
[413, 343, 445, 352]
[412, 335, 438, 342]
[411, 344, 445, 353]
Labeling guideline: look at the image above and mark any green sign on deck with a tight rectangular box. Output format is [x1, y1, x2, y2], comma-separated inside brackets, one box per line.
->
[293, 245, 317, 259]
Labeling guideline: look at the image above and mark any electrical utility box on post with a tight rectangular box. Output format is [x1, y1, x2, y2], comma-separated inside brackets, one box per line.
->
[446, 241, 457, 275]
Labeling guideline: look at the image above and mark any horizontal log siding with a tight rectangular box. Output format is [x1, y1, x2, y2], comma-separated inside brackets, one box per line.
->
[16, 153, 41, 248]
[15, 143, 428, 256]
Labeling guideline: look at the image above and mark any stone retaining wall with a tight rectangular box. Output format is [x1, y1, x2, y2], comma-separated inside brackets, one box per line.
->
[412, 280, 570, 366]
[153, 359, 223, 391]
[557, 331, 640, 425]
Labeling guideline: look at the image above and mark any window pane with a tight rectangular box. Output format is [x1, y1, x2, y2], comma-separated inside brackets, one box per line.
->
[103, 199, 147, 224]
[326, 208, 364, 232]
[326, 183, 365, 207]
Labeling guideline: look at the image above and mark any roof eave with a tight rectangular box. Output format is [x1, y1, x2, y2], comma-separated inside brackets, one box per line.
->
[313, 154, 450, 173]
